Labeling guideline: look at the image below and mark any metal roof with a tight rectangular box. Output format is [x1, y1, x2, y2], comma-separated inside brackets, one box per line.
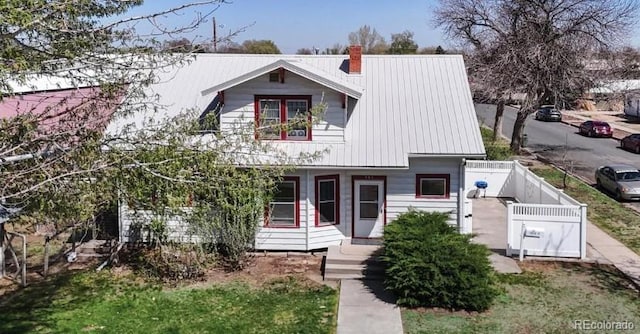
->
[200, 59, 363, 99]
[106, 54, 485, 167]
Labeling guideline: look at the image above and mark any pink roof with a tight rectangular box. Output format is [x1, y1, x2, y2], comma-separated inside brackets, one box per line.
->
[0, 87, 121, 136]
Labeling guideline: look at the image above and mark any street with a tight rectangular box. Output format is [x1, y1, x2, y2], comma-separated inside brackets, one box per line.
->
[475, 104, 640, 208]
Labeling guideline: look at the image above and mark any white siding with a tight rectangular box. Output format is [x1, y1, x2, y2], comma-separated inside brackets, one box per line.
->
[119, 158, 462, 250]
[119, 206, 197, 243]
[255, 171, 308, 250]
[342, 158, 461, 232]
[220, 71, 345, 143]
[306, 170, 348, 249]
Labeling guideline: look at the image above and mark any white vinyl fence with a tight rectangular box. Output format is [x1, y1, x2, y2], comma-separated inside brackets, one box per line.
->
[466, 160, 587, 259]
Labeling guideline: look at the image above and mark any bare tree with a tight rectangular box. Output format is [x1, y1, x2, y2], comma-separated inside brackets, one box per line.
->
[435, 0, 639, 152]
[322, 43, 346, 55]
[348, 25, 388, 54]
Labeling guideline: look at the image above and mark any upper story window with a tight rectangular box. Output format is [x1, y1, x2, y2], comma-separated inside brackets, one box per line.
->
[255, 95, 312, 141]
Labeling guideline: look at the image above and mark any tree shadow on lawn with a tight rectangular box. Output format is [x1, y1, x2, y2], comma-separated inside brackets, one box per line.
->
[0, 270, 115, 334]
[522, 261, 640, 295]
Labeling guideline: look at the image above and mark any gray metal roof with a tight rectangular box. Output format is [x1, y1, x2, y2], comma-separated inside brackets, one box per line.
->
[106, 54, 486, 167]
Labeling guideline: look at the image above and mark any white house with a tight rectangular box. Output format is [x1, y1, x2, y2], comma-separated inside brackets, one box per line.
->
[110, 46, 486, 250]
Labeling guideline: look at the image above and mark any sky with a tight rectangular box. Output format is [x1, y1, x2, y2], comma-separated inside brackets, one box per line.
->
[123, 0, 448, 54]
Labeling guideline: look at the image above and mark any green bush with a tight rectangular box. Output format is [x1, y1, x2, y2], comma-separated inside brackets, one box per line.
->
[381, 210, 498, 311]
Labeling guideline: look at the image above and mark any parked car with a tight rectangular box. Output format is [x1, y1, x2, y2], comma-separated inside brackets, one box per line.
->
[579, 120, 613, 138]
[620, 134, 640, 154]
[534, 106, 562, 122]
[595, 164, 640, 201]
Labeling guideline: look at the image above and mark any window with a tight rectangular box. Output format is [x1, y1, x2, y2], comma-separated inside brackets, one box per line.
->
[416, 174, 450, 199]
[255, 95, 312, 140]
[315, 175, 339, 226]
[265, 176, 300, 228]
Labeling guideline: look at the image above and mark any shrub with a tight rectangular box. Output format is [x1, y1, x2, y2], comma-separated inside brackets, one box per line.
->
[122, 244, 211, 282]
[381, 210, 498, 311]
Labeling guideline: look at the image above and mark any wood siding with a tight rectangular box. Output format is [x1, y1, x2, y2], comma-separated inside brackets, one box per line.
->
[119, 158, 462, 250]
[220, 71, 346, 142]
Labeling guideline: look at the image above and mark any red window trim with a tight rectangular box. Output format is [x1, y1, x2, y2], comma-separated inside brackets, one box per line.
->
[254, 95, 313, 141]
[264, 176, 300, 228]
[351, 175, 387, 239]
[415, 174, 450, 199]
[315, 174, 340, 227]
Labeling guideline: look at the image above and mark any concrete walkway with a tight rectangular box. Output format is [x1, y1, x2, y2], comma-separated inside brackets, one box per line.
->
[337, 279, 403, 334]
[471, 198, 522, 274]
[587, 222, 640, 287]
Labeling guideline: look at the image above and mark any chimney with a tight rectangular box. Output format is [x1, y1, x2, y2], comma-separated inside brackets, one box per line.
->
[348, 45, 362, 74]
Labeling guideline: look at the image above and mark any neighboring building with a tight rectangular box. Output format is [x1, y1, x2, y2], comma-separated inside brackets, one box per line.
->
[109, 46, 486, 250]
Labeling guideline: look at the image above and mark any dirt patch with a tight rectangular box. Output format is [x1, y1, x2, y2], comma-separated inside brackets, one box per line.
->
[197, 254, 325, 287]
[1, 245, 327, 296]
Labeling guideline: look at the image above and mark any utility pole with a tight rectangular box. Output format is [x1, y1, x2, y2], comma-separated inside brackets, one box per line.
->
[213, 17, 217, 52]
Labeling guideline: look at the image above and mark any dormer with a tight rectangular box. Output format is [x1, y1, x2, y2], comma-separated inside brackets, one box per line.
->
[199, 59, 363, 142]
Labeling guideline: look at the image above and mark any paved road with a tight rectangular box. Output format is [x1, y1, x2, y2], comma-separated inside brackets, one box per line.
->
[475, 104, 640, 208]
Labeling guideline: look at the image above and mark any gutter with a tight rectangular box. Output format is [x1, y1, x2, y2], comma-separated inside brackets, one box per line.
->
[408, 153, 486, 159]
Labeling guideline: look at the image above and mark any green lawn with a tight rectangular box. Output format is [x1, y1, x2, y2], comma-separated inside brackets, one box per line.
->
[480, 127, 512, 160]
[0, 272, 337, 334]
[403, 262, 640, 334]
[531, 166, 640, 254]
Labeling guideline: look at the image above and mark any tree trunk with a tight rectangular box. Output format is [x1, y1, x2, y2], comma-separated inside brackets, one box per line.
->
[492, 99, 505, 141]
[510, 111, 529, 152]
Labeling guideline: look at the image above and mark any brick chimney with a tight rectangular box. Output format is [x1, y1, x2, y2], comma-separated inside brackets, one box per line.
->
[348, 45, 362, 74]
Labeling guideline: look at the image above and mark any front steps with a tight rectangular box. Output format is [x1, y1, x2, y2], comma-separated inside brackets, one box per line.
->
[73, 239, 114, 263]
[324, 241, 385, 280]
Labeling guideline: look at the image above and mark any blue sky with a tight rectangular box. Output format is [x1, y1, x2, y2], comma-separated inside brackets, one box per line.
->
[123, 0, 447, 53]
[125, 0, 640, 53]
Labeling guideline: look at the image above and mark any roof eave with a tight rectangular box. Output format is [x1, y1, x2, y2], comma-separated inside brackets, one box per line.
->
[200, 59, 363, 99]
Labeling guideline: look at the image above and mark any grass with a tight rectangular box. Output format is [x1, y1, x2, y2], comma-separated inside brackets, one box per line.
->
[480, 127, 512, 161]
[530, 166, 640, 254]
[0, 271, 337, 334]
[402, 262, 640, 334]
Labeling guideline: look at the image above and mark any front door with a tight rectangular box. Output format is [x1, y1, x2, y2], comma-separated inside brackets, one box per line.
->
[353, 179, 385, 238]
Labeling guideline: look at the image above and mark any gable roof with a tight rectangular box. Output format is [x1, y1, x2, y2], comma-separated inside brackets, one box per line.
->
[106, 54, 486, 167]
[200, 59, 363, 99]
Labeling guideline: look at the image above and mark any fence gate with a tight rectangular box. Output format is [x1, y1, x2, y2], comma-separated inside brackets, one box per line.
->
[0, 224, 27, 286]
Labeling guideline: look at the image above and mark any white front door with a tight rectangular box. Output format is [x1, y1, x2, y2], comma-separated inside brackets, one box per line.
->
[353, 179, 385, 238]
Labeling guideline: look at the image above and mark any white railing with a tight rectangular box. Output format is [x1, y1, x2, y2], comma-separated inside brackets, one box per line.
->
[465, 160, 588, 259]
[466, 160, 514, 170]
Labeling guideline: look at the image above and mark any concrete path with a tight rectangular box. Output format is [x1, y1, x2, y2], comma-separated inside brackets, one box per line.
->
[587, 222, 640, 287]
[471, 198, 522, 274]
[337, 279, 403, 334]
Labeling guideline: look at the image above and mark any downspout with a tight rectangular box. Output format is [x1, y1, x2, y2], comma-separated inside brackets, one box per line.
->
[458, 158, 466, 233]
[306, 170, 311, 251]
[343, 96, 348, 142]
